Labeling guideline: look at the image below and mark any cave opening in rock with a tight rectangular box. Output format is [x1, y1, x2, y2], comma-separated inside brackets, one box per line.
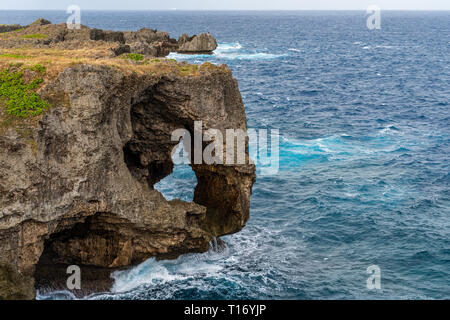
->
[34, 213, 128, 297]
[154, 139, 197, 202]
[122, 87, 198, 202]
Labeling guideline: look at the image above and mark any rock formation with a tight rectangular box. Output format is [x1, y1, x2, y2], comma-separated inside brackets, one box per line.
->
[0, 20, 254, 299]
[0, 24, 23, 33]
[177, 33, 218, 53]
[0, 20, 217, 56]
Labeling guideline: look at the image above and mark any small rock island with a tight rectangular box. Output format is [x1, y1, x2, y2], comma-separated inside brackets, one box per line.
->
[0, 19, 255, 299]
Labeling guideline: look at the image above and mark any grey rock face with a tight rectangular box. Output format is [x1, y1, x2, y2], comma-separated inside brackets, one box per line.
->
[123, 28, 172, 44]
[0, 264, 35, 300]
[0, 24, 23, 33]
[31, 18, 51, 26]
[0, 64, 255, 299]
[0, 19, 219, 58]
[177, 33, 218, 53]
[128, 41, 171, 57]
[0, 18, 49, 35]
[90, 28, 126, 43]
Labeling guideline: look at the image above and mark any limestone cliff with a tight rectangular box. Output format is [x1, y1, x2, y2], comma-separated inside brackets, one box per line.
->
[0, 21, 254, 299]
[177, 33, 218, 53]
[0, 19, 217, 56]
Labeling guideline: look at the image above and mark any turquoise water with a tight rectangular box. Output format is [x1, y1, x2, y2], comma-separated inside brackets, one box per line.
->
[3, 10, 449, 299]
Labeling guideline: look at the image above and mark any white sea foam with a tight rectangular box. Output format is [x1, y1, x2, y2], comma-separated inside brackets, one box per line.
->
[362, 45, 395, 50]
[110, 259, 186, 293]
[216, 42, 243, 52]
[377, 125, 403, 136]
[168, 42, 286, 61]
[110, 249, 225, 294]
[214, 51, 286, 61]
[36, 290, 79, 300]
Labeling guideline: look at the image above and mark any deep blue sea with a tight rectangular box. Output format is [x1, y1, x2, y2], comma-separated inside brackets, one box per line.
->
[2, 10, 449, 300]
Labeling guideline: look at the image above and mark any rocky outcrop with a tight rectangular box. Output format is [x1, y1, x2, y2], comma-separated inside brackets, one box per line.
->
[178, 33, 218, 53]
[0, 18, 49, 34]
[121, 28, 177, 57]
[90, 28, 126, 43]
[0, 24, 23, 33]
[0, 264, 35, 300]
[30, 18, 51, 26]
[0, 59, 255, 299]
[0, 20, 217, 56]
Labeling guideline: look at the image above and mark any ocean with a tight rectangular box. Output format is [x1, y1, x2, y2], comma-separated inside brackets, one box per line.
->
[1, 10, 449, 300]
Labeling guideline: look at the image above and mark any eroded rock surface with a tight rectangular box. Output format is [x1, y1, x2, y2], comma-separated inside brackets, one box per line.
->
[0, 61, 255, 299]
[178, 33, 218, 53]
[0, 24, 23, 33]
[0, 19, 217, 56]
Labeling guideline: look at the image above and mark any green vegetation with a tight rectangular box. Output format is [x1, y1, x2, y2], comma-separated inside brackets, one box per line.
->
[0, 53, 28, 59]
[0, 67, 49, 118]
[0, 24, 23, 33]
[125, 53, 144, 61]
[28, 64, 46, 75]
[178, 64, 199, 75]
[20, 33, 47, 39]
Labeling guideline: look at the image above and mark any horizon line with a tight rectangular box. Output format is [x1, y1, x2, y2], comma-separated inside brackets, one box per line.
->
[1, 9, 450, 12]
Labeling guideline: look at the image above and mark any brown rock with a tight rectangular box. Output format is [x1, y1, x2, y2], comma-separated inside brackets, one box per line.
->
[0, 24, 23, 33]
[31, 18, 52, 26]
[0, 20, 217, 58]
[177, 33, 218, 53]
[0, 264, 35, 300]
[0, 63, 255, 299]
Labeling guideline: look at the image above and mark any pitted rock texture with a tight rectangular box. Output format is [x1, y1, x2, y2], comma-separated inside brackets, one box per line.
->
[0, 20, 217, 56]
[178, 33, 218, 53]
[0, 24, 23, 33]
[0, 63, 255, 299]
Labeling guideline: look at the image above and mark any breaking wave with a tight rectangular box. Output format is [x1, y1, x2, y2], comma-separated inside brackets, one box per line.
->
[168, 42, 287, 61]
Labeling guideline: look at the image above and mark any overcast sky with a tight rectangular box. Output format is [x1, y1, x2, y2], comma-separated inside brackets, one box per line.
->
[1, 0, 449, 11]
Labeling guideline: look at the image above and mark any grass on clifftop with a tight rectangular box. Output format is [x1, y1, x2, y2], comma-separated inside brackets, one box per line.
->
[0, 66, 48, 118]
[124, 53, 144, 61]
[0, 53, 29, 59]
[0, 48, 230, 121]
[0, 48, 230, 129]
[0, 47, 231, 79]
[0, 37, 230, 138]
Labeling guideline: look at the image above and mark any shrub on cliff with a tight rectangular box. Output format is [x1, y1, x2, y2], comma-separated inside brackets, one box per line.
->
[125, 53, 144, 61]
[20, 33, 48, 39]
[0, 67, 48, 118]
